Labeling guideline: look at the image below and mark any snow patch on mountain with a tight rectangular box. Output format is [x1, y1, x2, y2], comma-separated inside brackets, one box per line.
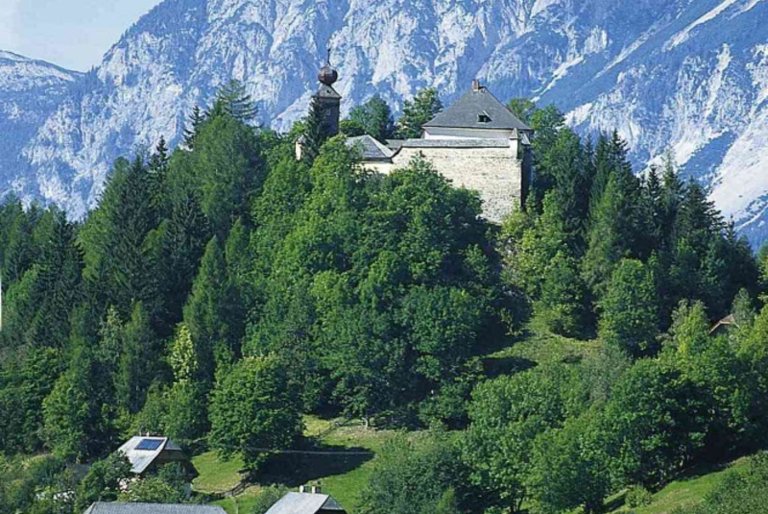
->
[666, 0, 741, 51]
[0, 0, 767, 245]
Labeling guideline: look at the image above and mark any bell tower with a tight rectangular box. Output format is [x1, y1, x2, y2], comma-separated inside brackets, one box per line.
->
[314, 48, 341, 137]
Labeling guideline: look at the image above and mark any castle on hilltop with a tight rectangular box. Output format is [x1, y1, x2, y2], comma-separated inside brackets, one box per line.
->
[298, 56, 533, 222]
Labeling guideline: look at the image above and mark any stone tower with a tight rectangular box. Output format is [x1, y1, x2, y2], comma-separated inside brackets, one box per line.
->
[314, 49, 341, 137]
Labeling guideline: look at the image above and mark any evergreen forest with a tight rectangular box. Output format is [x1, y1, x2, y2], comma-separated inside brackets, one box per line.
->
[2, 83, 768, 514]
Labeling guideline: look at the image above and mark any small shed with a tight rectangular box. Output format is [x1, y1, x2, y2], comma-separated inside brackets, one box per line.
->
[265, 492, 347, 514]
[116, 436, 195, 477]
[83, 503, 226, 514]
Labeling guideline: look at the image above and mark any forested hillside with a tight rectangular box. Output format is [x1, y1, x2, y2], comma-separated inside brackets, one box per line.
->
[1, 86, 768, 514]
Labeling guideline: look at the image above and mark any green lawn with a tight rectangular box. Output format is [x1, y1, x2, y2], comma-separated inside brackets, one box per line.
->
[192, 451, 246, 494]
[195, 417, 406, 514]
[608, 457, 750, 514]
[485, 326, 601, 373]
[212, 486, 264, 514]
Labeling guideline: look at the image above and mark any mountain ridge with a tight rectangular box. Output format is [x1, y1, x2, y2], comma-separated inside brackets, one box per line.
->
[1, 0, 768, 243]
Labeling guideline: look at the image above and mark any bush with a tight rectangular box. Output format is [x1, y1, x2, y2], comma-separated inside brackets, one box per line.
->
[625, 485, 653, 508]
[251, 485, 289, 514]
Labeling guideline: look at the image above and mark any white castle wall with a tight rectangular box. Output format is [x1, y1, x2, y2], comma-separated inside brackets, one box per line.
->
[365, 144, 525, 223]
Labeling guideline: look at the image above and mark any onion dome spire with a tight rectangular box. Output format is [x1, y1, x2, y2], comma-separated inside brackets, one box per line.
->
[318, 47, 338, 86]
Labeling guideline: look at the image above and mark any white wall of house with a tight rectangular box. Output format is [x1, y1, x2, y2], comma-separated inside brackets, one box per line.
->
[423, 126, 517, 140]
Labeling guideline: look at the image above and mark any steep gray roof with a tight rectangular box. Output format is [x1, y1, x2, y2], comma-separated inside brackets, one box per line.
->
[84, 503, 226, 514]
[117, 436, 183, 474]
[347, 135, 395, 161]
[424, 85, 531, 131]
[264, 493, 346, 514]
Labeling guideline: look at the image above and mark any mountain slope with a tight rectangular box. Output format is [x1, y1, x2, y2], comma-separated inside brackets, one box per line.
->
[2, 0, 768, 243]
[0, 52, 80, 203]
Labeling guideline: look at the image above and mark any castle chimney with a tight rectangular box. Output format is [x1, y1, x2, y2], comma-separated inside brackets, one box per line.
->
[472, 79, 481, 91]
[311, 485, 321, 494]
[299, 485, 306, 493]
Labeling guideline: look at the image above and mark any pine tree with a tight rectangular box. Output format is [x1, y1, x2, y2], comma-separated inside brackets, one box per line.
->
[193, 112, 261, 238]
[115, 302, 161, 414]
[395, 88, 443, 139]
[148, 136, 169, 173]
[207, 80, 258, 122]
[79, 157, 160, 318]
[183, 106, 204, 149]
[346, 95, 395, 142]
[183, 237, 243, 382]
[301, 97, 328, 164]
[43, 347, 113, 461]
[582, 169, 647, 298]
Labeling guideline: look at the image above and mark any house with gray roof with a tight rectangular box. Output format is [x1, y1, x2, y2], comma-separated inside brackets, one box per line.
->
[362, 80, 534, 222]
[299, 54, 533, 223]
[264, 492, 346, 514]
[116, 436, 195, 477]
[83, 503, 226, 514]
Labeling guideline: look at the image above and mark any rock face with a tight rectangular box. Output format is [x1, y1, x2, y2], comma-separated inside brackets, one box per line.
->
[1, 0, 768, 243]
[0, 51, 80, 204]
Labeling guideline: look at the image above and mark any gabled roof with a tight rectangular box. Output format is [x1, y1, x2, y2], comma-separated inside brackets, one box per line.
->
[424, 84, 531, 131]
[84, 503, 226, 514]
[265, 493, 346, 514]
[117, 436, 183, 474]
[347, 135, 395, 161]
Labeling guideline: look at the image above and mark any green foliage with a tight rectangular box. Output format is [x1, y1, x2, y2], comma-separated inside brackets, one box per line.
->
[184, 237, 243, 382]
[116, 302, 162, 414]
[346, 95, 395, 142]
[74, 454, 132, 511]
[527, 412, 609, 514]
[395, 88, 443, 139]
[208, 356, 302, 472]
[360, 433, 464, 514]
[681, 454, 768, 514]
[599, 259, 659, 358]
[0, 348, 63, 454]
[250, 485, 290, 514]
[601, 359, 708, 487]
[625, 485, 653, 508]
[535, 250, 590, 338]
[192, 114, 262, 237]
[118, 476, 186, 504]
[42, 347, 114, 461]
[207, 80, 259, 122]
[507, 98, 537, 124]
[462, 364, 586, 512]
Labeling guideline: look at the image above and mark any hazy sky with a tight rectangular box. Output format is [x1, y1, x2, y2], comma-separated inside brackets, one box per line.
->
[0, 0, 164, 71]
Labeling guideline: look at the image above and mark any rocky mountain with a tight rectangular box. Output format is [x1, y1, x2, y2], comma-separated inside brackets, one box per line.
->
[1, 0, 767, 243]
[0, 51, 80, 204]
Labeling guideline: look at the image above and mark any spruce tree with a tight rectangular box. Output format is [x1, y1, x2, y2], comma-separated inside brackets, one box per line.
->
[115, 302, 161, 414]
[301, 97, 328, 164]
[395, 88, 443, 139]
[183, 106, 204, 149]
[346, 95, 395, 142]
[207, 80, 258, 122]
[582, 169, 647, 298]
[183, 237, 243, 382]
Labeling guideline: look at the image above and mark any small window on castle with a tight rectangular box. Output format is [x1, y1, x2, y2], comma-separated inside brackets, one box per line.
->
[478, 113, 492, 123]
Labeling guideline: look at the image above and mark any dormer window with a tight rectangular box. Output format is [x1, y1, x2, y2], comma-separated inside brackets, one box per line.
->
[478, 113, 491, 123]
